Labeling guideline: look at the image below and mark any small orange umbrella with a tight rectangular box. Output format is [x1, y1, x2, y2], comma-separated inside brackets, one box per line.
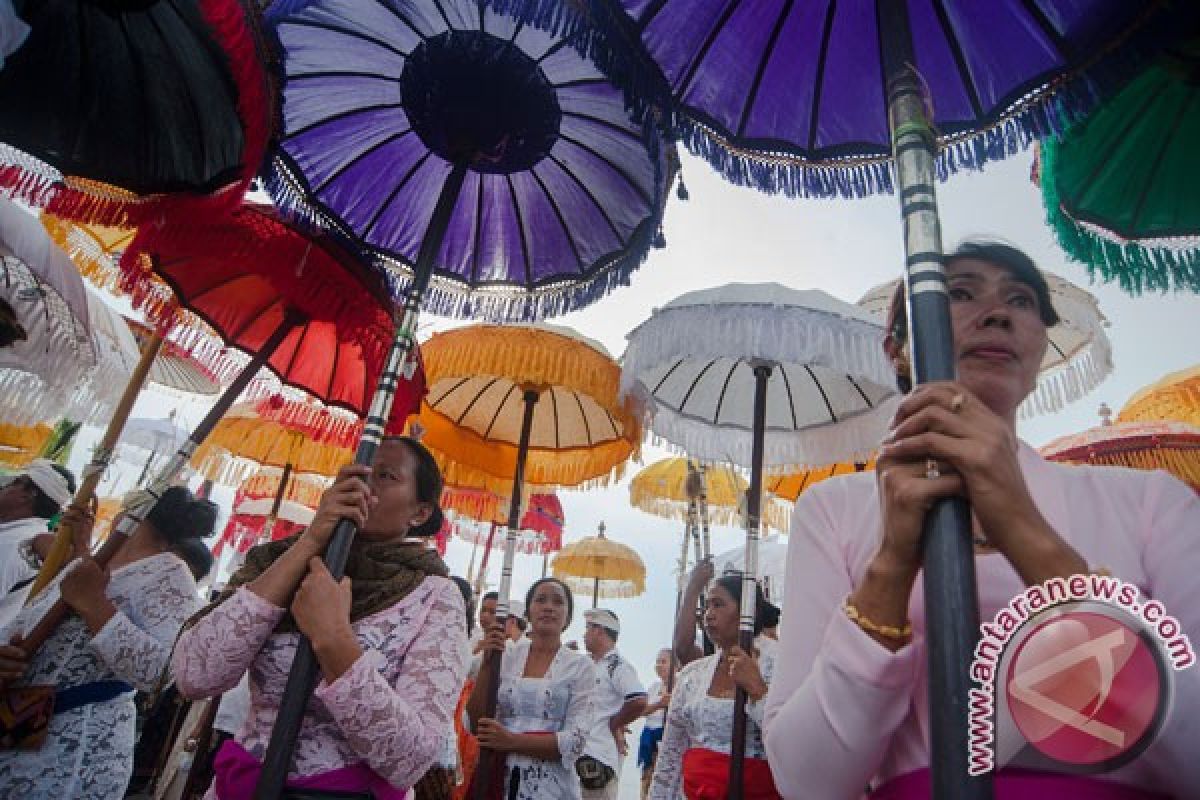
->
[1118, 365, 1200, 428]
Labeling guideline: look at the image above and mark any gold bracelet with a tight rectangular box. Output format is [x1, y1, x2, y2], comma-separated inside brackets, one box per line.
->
[843, 599, 913, 641]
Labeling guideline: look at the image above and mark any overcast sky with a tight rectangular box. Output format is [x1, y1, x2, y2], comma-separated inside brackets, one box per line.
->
[71, 147, 1199, 726]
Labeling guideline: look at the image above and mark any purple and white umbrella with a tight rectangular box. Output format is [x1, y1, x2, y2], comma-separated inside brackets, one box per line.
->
[265, 0, 672, 321]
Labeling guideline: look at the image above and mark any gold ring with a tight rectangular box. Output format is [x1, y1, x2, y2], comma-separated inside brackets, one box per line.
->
[925, 458, 940, 479]
[950, 393, 965, 413]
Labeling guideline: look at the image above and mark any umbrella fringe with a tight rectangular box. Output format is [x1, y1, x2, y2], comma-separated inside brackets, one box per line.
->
[1041, 138, 1200, 294]
[619, 301, 895, 401]
[1018, 327, 1113, 419]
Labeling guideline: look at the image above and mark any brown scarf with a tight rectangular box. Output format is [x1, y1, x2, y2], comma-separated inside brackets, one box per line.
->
[197, 533, 449, 634]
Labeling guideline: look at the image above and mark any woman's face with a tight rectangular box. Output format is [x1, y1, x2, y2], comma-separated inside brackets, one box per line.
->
[945, 258, 1049, 418]
[358, 440, 432, 542]
[702, 583, 740, 647]
[528, 580, 570, 635]
[654, 650, 672, 681]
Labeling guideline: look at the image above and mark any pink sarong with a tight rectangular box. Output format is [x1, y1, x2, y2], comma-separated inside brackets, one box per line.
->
[214, 739, 410, 799]
[871, 767, 1172, 800]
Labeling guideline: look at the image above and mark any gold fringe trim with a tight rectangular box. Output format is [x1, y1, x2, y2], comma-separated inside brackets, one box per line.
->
[240, 469, 330, 508]
[39, 213, 135, 295]
[1054, 447, 1200, 489]
[0, 423, 53, 468]
[765, 459, 877, 502]
[1119, 365, 1200, 428]
[190, 416, 353, 484]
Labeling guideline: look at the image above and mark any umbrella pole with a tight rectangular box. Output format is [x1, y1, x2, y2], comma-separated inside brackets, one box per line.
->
[257, 162, 469, 800]
[541, 550, 548, 579]
[728, 363, 771, 800]
[466, 534, 481, 585]
[668, 520, 690, 693]
[474, 522, 498, 598]
[259, 462, 293, 545]
[699, 466, 712, 560]
[688, 497, 702, 565]
[136, 447, 157, 489]
[25, 331, 163, 599]
[879, 5, 987, 798]
[592, 576, 600, 608]
[474, 387, 540, 800]
[15, 317, 296, 653]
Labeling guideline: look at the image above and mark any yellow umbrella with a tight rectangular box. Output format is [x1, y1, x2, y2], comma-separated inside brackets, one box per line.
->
[190, 402, 353, 485]
[0, 422, 53, 469]
[765, 458, 876, 503]
[1118, 364, 1200, 427]
[552, 522, 647, 607]
[39, 212, 135, 295]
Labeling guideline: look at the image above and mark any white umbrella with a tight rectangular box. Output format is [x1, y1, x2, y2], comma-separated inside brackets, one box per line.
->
[622, 281, 897, 762]
[857, 270, 1112, 418]
[713, 536, 788, 605]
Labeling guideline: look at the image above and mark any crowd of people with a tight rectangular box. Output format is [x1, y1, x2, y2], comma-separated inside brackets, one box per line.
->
[0, 241, 1195, 799]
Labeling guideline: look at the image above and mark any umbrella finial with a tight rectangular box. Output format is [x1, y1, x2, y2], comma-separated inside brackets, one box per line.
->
[597, 520, 606, 538]
[1098, 402, 1113, 426]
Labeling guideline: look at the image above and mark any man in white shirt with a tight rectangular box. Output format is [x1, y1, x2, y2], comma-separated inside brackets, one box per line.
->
[0, 460, 75, 628]
[580, 608, 647, 800]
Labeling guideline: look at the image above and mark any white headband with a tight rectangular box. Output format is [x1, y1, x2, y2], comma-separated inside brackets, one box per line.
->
[24, 459, 72, 509]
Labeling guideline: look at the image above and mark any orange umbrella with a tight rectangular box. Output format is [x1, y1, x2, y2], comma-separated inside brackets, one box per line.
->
[1040, 415, 1200, 492]
[1119, 365, 1200, 428]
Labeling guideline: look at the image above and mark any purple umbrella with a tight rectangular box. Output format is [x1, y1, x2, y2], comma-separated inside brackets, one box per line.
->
[256, 3, 670, 795]
[265, 0, 671, 321]
[490, 2, 1181, 798]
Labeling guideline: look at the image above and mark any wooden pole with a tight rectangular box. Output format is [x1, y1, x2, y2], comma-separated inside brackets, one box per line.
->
[26, 332, 163, 598]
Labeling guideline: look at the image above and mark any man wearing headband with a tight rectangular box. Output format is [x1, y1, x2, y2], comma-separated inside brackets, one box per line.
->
[0, 459, 76, 600]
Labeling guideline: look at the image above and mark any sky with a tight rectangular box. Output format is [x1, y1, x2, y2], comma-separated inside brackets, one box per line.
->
[64, 148, 1198, 794]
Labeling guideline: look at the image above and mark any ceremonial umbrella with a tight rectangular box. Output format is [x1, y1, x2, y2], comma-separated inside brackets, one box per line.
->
[552, 522, 646, 607]
[0, 422, 51, 469]
[713, 536, 788, 605]
[765, 459, 875, 504]
[0, 0, 271, 226]
[499, 4, 1184, 789]
[1038, 38, 1200, 294]
[857, 270, 1113, 417]
[119, 413, 190, 488]
[212, 468, 330, 559]
[622, 282, 895, 789]
[454, 490, 565, 581]
[1041, 412, 1200, 491]
[257, 2, 671, 785]
[1119, 364, 1200, 427]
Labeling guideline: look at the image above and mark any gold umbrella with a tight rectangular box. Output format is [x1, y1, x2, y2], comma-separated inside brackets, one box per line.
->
[0, 423, 53, 469]
[1118, 365, 1200, 427]
[765, 458, 876, 503]
[552, 522, 647, 607]
[1040, 408, 1200, 492]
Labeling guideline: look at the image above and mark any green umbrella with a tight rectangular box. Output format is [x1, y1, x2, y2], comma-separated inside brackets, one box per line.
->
[1040, 40, 1200, 294]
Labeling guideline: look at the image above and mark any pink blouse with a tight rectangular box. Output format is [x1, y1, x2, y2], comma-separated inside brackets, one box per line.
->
[172, 576, 468, 795]
[764, 444, 1200, 799]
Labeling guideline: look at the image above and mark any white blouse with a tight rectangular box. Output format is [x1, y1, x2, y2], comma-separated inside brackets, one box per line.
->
[492, 638, 595, 800]
[648, 648, 776, 800]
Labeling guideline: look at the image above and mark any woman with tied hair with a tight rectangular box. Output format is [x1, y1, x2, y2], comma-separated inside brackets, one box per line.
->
[467, 576, 596, 800]
[172, 436, 469, 799]
[649, 573, 780, 800]
[0, 486, 216, 798]
[764, 241, 1200, 799]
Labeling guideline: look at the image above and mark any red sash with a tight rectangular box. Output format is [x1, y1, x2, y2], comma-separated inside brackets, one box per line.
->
[871, 767, 1172, 800]
[681, 747, 781, 800]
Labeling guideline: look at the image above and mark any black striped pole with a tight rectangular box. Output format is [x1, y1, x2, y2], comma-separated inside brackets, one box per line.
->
[879, 2, 989, 798]
[256, 162, 468, 799]
[727, 362, 771, 800]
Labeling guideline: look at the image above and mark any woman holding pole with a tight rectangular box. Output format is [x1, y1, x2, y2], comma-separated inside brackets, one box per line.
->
[764, 241, 1200, 799]
[172, 436, 468, 798]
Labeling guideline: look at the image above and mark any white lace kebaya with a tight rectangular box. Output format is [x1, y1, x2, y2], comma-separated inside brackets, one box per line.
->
[172, 575, 469, 797]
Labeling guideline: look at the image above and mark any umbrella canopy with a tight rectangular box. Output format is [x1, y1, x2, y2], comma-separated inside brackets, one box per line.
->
[0, 422, 52, 469]
[499, 0, 1175, 197]
[621, 283, 896, 470]
[241, 466, 330, 510]
[418, 324, 640, 488]
[552, 525, 646, 603]
[39, 212, 136, 295]
[124, 319, 221, 396]
[0, 198, 91, 326]
[120, 415, 189, 456]
[1040, 419, 1200, 491]
[120, 204, 427, 419]
[765, 459, 875, 504]
[1119, 364, 1200, 427]
[0, 0, 271, 225]
[190, 402, 356, 485]
[629, 457, 744, 524]
[263, 0, 671, 320]
[0, 250, 92, 391]
[454, 491, 565, 554]
[1038, 39, 1200, 294]
[713, 536, 788, 603]
[857, 270, 1112, 417]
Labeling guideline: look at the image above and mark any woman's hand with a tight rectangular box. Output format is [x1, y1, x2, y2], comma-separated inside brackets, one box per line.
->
[685, 559, 715, 595]
[726, 646, 768, 702]
[475, 718, 515, 751]
[60, 502, 96, 558]
[302, 465, 375, 551]
[60, 559, 118, 632]
[0, 642, 26, 688]
[292, 558, 362, 680]
[479, 622, 507, 655]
